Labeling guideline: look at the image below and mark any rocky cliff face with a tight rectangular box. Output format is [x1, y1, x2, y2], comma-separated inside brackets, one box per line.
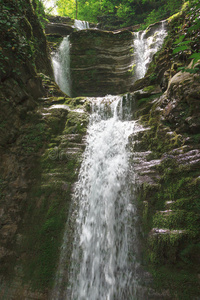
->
[70, 29, 134, 97]
[0, 0, 53, 147]
[0, 1, 85, 298]
[128, 7, 200, 297]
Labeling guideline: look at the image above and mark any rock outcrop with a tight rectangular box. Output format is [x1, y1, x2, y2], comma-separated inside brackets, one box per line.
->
[45, 22, 75, 36]
[128, 6, 200, 297]
[70, 29, 134, 97]
[0, 1, 81, 298]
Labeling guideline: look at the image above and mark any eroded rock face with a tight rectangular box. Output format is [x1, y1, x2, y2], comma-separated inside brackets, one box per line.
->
[45, 23, 74, 36]
[163, 64, 200, 134]
[129, 59, 200, 297]
[47, 15, 74, 25]
[70, 29, 134, 97]
[0, 76, 89, 298]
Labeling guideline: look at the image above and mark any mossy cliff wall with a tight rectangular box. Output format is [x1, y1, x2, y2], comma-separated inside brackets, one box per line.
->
[0, 1, 89, 298]
[129, 6, 200, 298]
[0, 0, 53, 147]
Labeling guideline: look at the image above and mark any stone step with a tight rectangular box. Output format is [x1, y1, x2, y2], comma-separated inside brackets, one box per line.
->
[150, 228, 186, 236]
[61, 134, 83, 143]
[60, 142, 86, 149]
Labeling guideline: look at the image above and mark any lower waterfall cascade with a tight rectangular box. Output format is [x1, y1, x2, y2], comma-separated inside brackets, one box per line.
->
[51, 20, 168, 300]
[51, 96, 145, 300]
[69, 96, 139, 300]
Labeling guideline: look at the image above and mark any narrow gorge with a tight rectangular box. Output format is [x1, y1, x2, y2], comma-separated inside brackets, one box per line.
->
[0, 1, 200, 299]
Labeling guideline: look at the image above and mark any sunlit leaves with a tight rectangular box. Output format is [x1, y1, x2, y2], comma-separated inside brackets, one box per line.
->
[173, 45, 191, 54]
[174, 35, 187, 44]
[190, 52, 200, 65]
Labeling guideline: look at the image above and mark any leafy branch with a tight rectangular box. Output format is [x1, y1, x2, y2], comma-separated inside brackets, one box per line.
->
[172, 0, 200, 72]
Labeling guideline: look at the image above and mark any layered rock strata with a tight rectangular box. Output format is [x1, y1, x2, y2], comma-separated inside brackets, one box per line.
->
[70, 29, 134, 97]
[45, 23, 74, 36]
[128, 9, 200, 294]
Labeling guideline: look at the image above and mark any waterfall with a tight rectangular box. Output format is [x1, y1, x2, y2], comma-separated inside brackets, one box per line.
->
[134, 21, 167, 80]
[74, 19, 90, 30]
[52, 36, 71, 96]
[51, 20, 90, 96]
[69, 96, 137, 300]
[51, 19, 168, 300]
[51, 96, 143, 299]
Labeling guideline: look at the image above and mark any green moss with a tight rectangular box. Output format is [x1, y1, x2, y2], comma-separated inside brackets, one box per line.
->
[153, 210, 199, 235]
[167, 1, 189, 22]
[19, 122, 49, 154]
[143, 85, 157, 93]
[22, 180, 70, 289]
[18, 101, 88, 291]
[149, 230, 187, 264]
[150, 265, 200, 299]
[64, 111, 89, 134]
[128, 64, 136, 75]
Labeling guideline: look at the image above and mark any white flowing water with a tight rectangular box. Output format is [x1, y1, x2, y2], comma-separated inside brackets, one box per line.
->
[134, 21, 167, 80]
[68, 96, 139, 300]
[51, 20, 168, 300]
[74, 19, 90, 30]
[52, 36, 71, 96]
[51, 20, 89, 96]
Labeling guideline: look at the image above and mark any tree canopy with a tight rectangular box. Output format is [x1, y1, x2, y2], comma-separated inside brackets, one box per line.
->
[53, 0, 183, 27]
[40, 0, 200, 37]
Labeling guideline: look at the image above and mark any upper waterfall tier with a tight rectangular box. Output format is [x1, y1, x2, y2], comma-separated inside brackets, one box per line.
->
[69, 21, 167, 97]
[49, 20, 167, 97]
[74, 19, 90, 30]
[70, 30, 134, 97]
[134, 21, 167, 80]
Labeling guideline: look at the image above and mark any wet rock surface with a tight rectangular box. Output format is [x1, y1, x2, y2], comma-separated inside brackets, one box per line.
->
[0, 82, 89, 298]
[129, 20, 200, 295]
[45, 23, 74, 36]
[70, 29, 134, 97]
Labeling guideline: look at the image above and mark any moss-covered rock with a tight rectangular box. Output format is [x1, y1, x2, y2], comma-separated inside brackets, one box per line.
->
[128, 5, 200, 296]
[0, 95, 89, 298]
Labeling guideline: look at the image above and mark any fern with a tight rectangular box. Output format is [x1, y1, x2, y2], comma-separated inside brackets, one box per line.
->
[173, 45, 191, 54]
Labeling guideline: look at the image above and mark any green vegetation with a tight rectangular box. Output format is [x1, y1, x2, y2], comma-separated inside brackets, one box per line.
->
[171, 0, 200, 73]
[19, 100, 89, 290]
[43, 0, 183, 28]
[0, 0, 36, 75]
[150, 266, 200, 300]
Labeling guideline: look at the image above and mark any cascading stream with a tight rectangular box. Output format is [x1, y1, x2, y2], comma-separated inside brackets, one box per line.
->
[134, 21, 167, 80]
[68, 96, 139, 300]
[52, 36, 71, 96]
[51, 20, 89, 97]
[51, 20, 168, 300]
